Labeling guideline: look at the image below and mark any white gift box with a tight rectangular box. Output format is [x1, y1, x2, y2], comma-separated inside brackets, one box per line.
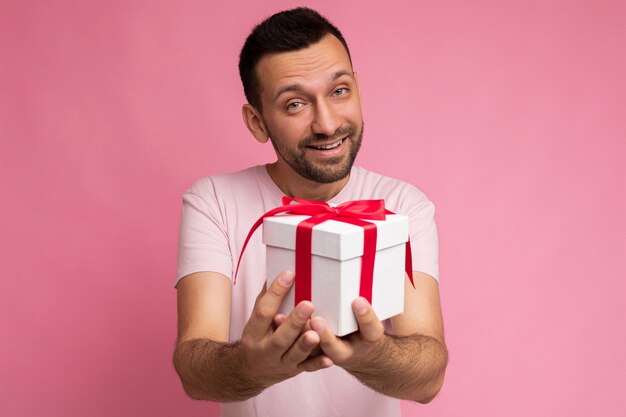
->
[263, 213, 409, 336]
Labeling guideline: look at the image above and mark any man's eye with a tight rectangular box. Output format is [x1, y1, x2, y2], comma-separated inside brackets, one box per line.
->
[286, 102, 302, 110]
[333, 88, 348, 96]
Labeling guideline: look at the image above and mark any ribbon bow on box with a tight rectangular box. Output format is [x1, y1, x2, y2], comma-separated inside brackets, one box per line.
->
[235, 196, 414, 305]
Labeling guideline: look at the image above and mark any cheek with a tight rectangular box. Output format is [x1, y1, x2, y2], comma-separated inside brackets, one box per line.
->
[339, 99, 363, 121]
[273, 116, 312, 142]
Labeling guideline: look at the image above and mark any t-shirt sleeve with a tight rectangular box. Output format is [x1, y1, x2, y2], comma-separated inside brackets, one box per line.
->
[175, 179, 233, 286]
[403, 186, 439, 282]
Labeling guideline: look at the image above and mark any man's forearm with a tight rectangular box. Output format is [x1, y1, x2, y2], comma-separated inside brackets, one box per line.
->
[173, 338, 266, 402]
[344, 333, 448, 403]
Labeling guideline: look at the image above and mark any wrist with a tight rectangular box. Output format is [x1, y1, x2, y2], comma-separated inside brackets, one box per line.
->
[232, 340, 272, 391]
[342, 332, 390, 372]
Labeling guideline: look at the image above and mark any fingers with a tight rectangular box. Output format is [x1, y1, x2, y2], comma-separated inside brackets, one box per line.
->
[309, 298, 385, 366]
[271, 301, 315, 349]
[281, 329, 319, 365]
[297, 353, 334, 372]
[308, 344, 323, 358]
[274, 316, 324, 358]
[244, 271, 295, 341]
[269, 298, 321, 366]
[272, 313, 286, 330]
[351, 297, 384, 343]
[237, 271, 333, 385]
[310, 316, 349, 362]
[274, 313, 322, 352]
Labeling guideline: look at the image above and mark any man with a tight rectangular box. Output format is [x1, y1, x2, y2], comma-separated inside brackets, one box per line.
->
[173, 7, 447, 417]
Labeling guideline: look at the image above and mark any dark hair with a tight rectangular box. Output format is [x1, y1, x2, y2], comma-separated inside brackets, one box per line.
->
[238, 7, 352, 111]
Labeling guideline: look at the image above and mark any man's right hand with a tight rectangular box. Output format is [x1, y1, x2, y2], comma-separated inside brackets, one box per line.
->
[174, 270, 333, 401]
[240, 270, 334, 387]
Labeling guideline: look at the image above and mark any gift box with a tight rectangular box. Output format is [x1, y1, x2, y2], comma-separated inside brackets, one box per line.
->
[263, 212, 409, 336]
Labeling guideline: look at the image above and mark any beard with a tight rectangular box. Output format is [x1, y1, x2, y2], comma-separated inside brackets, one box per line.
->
[267, 123, 363, 184]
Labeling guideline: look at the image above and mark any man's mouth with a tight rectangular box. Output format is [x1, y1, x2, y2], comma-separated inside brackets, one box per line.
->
[307, 138, 345, 150]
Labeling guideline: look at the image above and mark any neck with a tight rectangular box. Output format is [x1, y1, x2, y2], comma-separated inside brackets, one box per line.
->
[266, 161, 350, 202]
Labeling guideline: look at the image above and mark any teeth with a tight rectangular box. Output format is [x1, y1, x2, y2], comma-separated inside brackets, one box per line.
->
[312, 139, 343, 150]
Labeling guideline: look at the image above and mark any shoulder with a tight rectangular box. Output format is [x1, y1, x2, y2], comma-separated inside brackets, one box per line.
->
[185, 165, 263, 194]
[183, 165, 264, 203]
[351, 166, 433, 215]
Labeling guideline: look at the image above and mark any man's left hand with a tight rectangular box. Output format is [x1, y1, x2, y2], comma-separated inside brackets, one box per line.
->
[309, 297, 386, 369]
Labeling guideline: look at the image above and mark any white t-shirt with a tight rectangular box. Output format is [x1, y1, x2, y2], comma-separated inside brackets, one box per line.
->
[176, 164, 439, 417]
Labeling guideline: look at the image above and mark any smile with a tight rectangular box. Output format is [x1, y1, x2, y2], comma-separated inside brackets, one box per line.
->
[308, 138, 345, 150]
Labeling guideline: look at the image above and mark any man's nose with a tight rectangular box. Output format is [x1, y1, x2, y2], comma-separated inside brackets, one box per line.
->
[311, 100, 340, 137]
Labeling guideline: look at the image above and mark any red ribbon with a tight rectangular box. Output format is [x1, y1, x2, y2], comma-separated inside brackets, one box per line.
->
[235, 197, 414, 305]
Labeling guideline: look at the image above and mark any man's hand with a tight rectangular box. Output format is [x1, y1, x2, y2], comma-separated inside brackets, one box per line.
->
[173, 270, 333, 402]
[240, 270, 333, 387]
[309, 297, 385, 369]
[309, 286, 447, 403]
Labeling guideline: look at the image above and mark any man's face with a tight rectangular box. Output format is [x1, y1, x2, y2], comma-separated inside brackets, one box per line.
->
[255, 34, 363, 184]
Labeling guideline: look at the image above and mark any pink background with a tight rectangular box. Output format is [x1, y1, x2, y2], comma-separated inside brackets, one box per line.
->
[1, 1, 625, 416]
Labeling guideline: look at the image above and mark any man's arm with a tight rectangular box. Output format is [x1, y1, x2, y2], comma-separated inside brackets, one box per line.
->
[310, 271, 448, 403]
[173, 270, 332, 402]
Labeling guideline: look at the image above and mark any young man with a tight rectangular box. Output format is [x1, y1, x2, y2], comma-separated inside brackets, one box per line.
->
[173, 8, 447, 417]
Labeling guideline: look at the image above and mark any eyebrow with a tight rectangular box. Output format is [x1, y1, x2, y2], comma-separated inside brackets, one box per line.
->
[273, 70, 354, 100]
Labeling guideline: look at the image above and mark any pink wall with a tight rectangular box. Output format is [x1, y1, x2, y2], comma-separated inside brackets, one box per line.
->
[1, 1, 624, 416]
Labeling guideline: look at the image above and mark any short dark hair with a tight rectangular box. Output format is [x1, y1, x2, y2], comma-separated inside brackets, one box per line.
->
[238, 7, 352, 111]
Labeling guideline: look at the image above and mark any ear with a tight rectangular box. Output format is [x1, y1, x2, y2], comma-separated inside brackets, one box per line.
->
[242, 104, 270, 143]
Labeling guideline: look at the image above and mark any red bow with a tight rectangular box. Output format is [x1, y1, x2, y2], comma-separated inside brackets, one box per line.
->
[235, 197, 414, 304]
